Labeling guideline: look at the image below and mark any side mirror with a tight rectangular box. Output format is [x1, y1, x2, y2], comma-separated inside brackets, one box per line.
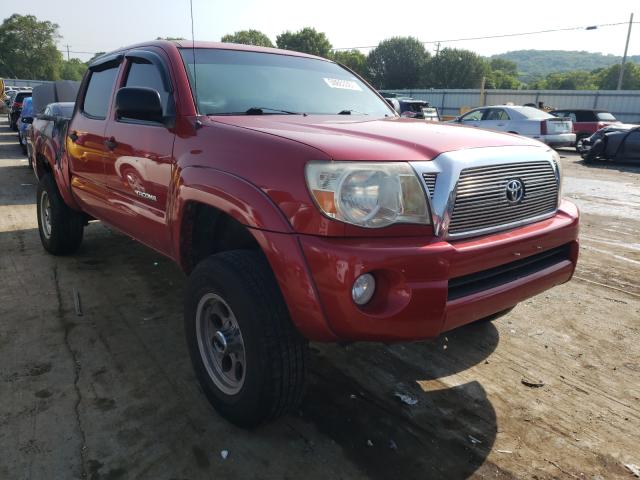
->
[21, 117, 33, 124]
[115, 87, 163, 124]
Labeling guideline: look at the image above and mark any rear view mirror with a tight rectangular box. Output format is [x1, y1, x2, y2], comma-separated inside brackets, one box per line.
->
[115, 87, 163, 124]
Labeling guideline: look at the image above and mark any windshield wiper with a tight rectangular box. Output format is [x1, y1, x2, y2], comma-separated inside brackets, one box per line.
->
[246, 107, 303, 115]
[338, 109, 369, 115]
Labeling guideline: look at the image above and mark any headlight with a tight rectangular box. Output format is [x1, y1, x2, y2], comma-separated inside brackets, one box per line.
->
[305, 161, 430, 228]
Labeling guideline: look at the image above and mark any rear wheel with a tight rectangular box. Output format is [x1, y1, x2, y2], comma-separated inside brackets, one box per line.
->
[37, 174, 84, 255]
[185, 250, 308, 428]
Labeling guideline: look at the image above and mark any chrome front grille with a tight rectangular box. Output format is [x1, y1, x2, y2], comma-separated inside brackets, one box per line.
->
[448, 161, 558, 236]
[422, 173, 437, 199]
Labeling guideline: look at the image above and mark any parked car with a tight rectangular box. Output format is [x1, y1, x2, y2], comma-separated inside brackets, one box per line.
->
[550, 109, 619, 151]
[4, 89, 18, 107]
[27, 101, 75, 169]
[383, 95, 441, 122]
[8, 90, 32, 130]
[451, 105, 575, 148]
[17, 96, 33, 155]
[34, 40, 579, 427]
[581, 123, 640, 163]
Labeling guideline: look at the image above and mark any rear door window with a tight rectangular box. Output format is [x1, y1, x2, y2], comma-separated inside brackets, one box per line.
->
[575, 111, 595, 122]
[485, 109, 510, 121]
[83, 66, 119, 119]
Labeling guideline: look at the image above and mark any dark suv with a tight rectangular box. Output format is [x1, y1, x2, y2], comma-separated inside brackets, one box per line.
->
[382, 94, 440, 122]
[550, 109, 618, 151]
[8, 90, 32, 131]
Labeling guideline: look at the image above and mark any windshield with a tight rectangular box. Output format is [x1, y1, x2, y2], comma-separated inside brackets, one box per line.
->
[180, 48, 394, 117]
[21, 98, 33, 116]
[596, 112, 616, 121]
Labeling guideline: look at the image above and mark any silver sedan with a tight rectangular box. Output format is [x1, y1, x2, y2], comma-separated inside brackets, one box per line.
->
[451, 105, 575, 148]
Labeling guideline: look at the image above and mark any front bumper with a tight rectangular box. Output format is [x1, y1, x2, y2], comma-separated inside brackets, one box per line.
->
[293, 200, 579, 342]
[532, 133, 576, 148]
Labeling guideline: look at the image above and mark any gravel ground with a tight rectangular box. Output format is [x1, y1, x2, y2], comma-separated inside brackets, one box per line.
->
[0, 118, 638, 479]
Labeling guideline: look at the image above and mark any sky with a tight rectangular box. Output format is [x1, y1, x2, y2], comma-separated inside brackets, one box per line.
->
[5, 0, 639, 61]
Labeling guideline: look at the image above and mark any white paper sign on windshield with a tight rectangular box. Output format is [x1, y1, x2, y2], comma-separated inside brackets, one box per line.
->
[323, 78, 362, 91]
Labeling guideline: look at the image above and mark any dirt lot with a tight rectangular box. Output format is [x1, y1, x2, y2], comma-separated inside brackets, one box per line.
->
[0, 117, 638, 480]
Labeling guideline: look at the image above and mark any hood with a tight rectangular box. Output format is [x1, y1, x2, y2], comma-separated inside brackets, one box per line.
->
[208, 115, 546, 161]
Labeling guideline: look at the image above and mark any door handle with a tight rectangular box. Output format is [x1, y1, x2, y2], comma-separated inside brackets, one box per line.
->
[104, 137, 118, 150]
[497, 123, 505, 126]
[69, 131, 78, 142]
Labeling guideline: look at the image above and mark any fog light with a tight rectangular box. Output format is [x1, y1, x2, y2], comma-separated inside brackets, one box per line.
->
[352, 273, 376, 305]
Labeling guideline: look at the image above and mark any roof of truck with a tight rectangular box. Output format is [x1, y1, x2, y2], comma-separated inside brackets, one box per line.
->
[100, 40, 330, 64]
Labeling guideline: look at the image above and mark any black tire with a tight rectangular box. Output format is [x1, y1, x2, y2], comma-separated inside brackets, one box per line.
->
[185, 250, 308, 428]
[36, 174, 84, 255]
[18, 132, 27, 155]
[575, 134, 589, 153]
[584, 138, 604, 164]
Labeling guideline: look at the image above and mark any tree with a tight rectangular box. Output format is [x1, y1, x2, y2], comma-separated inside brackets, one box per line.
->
[221, 30, 273, 48]
[486, 70, 521, 89]
[331, 49, 369, 80]
[367, 37, 429, 89]
[0, 14, 62, 80]
[486, 58, 521, 89]
[543, 70, 598, 90]
[489, 58, 518, 75]
[276, 27, 332, 57]
[427, 48, 488, 89]
[60, 58, 87, 81]
[596, 63, 640, 90]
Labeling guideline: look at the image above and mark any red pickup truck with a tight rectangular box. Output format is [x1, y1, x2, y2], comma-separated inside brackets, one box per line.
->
[33, 40, 579, 427]
[550, 109, 619, 151]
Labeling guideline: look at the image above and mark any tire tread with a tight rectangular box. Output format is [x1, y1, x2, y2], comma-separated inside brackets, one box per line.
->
[187, 250, 308, 426]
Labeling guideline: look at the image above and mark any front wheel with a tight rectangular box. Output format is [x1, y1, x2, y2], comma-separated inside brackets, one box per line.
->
[584, 139, 604, 164]
[37, 174, 84, 255]
[18, 132, 27, 155]
[185, 250, 308, 428]
[575, 134, 589, 153]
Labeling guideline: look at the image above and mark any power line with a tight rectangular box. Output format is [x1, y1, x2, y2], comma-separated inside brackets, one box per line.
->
[333, 20, 640, 51]
[55, 46, 100, 57]
[57, 19, 640, 57]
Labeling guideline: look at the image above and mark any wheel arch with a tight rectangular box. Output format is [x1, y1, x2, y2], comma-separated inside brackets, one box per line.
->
[172, 165, 293, 273]
[173, 167, 336, 341]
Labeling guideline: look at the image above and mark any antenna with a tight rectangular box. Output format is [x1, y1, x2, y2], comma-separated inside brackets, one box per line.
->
[189, 0, 199, 115]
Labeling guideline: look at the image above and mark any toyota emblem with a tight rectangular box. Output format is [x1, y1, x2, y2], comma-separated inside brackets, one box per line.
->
[505, 179, 524, 204]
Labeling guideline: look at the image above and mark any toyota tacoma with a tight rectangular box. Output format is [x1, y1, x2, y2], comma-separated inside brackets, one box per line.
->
[33, 40, 579, 427]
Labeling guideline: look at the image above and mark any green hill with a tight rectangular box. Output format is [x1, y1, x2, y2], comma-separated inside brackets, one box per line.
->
[491, 50, 640, 83]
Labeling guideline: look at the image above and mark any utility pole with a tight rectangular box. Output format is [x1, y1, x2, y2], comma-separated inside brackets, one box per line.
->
[435, 42, 441, 56]
[65, 44, 70, 61]
[616, 13, 634, 90]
